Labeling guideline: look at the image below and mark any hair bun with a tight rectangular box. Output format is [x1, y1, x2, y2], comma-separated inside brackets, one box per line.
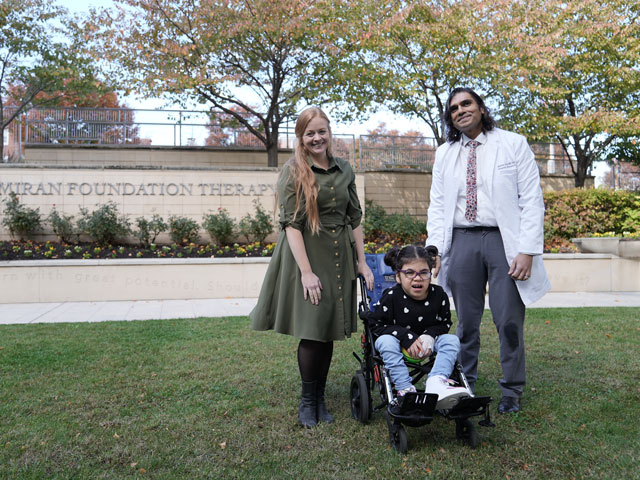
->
[383, 247, 401, 270]
[426, 245, 438, 258]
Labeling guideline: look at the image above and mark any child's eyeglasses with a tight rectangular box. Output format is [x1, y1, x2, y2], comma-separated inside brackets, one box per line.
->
[398, 269, 431, 279]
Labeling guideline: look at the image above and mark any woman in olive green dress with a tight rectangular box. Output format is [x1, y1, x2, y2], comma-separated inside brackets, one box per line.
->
[250, 107, 374, 428]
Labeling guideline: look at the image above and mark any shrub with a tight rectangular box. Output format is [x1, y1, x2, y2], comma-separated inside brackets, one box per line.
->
[544, 189, 640, 243]
[620, 201, 640, 233]
[168, 216, 200, 245]
[362, 200, 388, 239]
[135, 214, 168, 247]
[238, 200, 273, 243]
[203, 208, 236, 245]
[385, 211, 426, 244]
[363, 200, 425, 244]
[77, 202, 131, 245]
[1, 192, 42, 240]
[238, 216, 253, 243]
[48, 207, 76, 243]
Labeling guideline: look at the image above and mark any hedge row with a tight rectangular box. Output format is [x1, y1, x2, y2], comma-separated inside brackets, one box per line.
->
[364, 189, 640, 252]
[544, 189, 640, 249]
[3, 189, 639, 251]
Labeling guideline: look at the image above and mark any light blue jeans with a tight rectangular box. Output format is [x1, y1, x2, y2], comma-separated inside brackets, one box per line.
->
[375, 333, 461, 392]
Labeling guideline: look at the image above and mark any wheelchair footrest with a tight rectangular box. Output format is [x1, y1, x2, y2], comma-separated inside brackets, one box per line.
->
[445, 395, 492, 419]
[388, 392, 438, 423]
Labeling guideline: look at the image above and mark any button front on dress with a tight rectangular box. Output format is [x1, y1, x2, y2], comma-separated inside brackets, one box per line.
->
[250, 156, 362, 341]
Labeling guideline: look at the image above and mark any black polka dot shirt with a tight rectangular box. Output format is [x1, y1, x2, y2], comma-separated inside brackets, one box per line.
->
[365, 284, 452, 350]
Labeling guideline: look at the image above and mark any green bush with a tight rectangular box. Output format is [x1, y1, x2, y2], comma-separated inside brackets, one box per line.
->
[238, 200, 274, 243]
[363, 200, 425, 244]
[48, 207, 76, 244]
[544, 189, 640, 244]
[620, 202, 640, 233]
[386, 211, 426, 244]
[1, 192, 42, 240]
[135, 214, 168, 247]
[168, 216, 200, 245]
[77, 202, 131, 245]
[203, 208, 236, 245]
[362, 200, 388, 239]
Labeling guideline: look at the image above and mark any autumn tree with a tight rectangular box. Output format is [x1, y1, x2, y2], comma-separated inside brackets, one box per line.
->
[488, 0, 640, 187]
[0, 0, 100, 159]
[366, 122, 425, 140]
[344, 0, 494, 145]
[88, 0, 355, 167]
[205, 106, 262, 148]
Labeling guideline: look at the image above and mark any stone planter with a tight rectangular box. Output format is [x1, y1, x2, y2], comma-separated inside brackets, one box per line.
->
[0, 257, 270, 303]
[619, 238, 640, 258]
[2, 253, 640, 304]
[572, 237, 640, 258]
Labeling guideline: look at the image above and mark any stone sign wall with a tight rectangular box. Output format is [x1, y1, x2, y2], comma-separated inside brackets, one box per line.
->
[0, 165, 369, 243]
[0, 146, 590, 241]
[0, 166, 285, 243]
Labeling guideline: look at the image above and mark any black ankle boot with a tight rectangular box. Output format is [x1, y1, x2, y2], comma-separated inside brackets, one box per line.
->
[316, 377, 334, 423]
[299, 381, 318, 428]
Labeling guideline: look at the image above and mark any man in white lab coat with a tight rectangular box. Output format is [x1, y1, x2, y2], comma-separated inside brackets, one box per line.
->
[427, 87, 550, 414]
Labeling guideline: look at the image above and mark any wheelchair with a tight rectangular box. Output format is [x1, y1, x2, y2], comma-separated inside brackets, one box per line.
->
[349, 254, 494, 453]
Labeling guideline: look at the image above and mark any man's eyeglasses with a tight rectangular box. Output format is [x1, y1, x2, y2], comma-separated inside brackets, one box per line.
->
[398, 269, 431, 279]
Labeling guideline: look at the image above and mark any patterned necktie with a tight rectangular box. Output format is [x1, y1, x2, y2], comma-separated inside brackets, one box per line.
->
[465, 140, 481, 222]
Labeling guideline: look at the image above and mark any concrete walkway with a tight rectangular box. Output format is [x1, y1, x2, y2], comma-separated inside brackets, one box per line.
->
[1, 292, 639, 325]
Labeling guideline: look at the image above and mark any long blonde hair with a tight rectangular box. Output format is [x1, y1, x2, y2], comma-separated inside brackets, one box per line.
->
[288, 107, 333, 235]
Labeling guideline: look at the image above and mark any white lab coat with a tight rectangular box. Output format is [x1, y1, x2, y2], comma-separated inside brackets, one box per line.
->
[427, 128, 551, 306]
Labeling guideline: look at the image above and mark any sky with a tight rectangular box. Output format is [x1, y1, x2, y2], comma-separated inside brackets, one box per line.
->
[57, 0, 607, 182]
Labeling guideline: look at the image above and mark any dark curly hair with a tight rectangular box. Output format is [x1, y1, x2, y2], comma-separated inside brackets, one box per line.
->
[384, 245, 438, 272]
[443, 87, 497, 143]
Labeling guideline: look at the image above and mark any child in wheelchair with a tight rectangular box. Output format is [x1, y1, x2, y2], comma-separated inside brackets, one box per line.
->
[365, 245, 471, 412]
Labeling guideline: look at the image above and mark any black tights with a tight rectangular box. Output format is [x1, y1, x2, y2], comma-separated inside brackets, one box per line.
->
[297, 339, 334, 382]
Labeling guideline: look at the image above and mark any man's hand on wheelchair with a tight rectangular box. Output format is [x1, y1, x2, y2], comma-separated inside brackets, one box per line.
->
[433, 255, 441, 278]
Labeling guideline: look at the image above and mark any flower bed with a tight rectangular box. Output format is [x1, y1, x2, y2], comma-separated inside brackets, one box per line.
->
[0, 240, 275, 261]
[0, 235, 595, 261]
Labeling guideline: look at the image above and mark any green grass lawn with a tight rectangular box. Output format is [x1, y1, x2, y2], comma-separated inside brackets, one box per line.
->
[1, 308, 639, 479]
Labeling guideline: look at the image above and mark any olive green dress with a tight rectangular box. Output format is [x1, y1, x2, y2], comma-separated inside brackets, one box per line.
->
[250, 156, 362, 341]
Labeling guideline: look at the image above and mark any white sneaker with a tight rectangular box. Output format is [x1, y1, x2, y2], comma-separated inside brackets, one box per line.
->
[425, 375, 470, 410]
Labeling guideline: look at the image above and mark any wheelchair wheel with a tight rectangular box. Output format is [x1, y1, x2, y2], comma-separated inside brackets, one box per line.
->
[385, 412, 408, 454]
[456, 418, 480, 449]
[350, 371, 371, 423]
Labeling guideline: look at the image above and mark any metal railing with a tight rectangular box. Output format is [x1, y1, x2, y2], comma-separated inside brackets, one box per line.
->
[359, 135, 574, 175]
[359, 134, 438, 170]
[2, 107, 572, 175]
[6, 107, 288, 147]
